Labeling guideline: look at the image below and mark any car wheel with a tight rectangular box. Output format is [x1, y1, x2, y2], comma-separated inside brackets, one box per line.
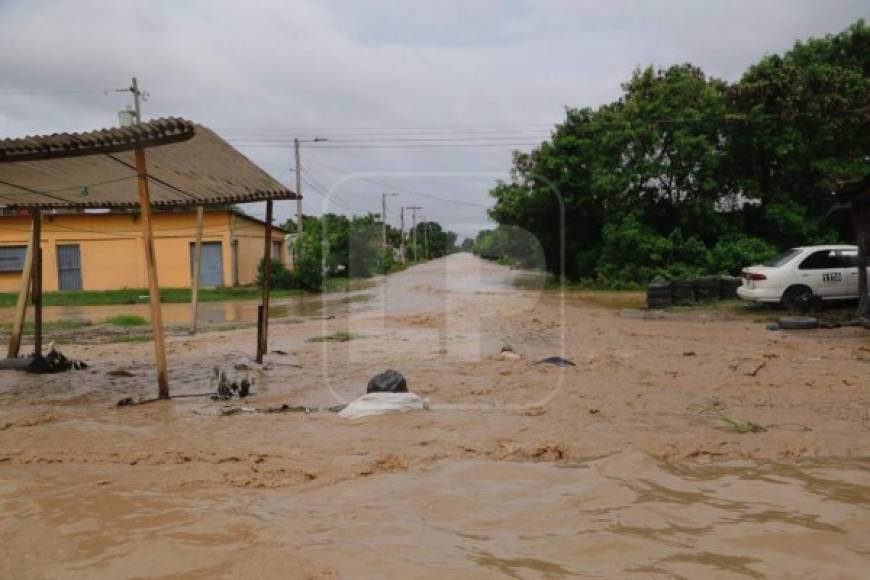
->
[781, 285, 813, 312]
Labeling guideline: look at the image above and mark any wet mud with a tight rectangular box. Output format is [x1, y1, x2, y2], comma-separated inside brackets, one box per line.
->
[1, 254, 868, 578]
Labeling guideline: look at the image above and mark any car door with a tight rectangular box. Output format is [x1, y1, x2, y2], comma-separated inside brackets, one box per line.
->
[839, 250, 861, 297]
[797, 249, 848, 298]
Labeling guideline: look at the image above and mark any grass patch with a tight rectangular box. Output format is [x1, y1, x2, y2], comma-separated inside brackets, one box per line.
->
[719, 416, 767, 433]
[111, 334, 153, 343]
[306, 331, 362, 343]
[691, 398, 766, 434]
[0, 319, 92, 333]
[105, 314, 148, 327]
[0, 286, 305, 307]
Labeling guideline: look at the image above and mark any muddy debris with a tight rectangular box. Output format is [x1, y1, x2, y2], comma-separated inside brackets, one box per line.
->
[211, 368, 254, 401]
[499, 345, 523, 360]
[367, 369, 408, 393]
[534, 356, 576, 367]
[107, 369, 135, 377]
[0, 347, 87, 374]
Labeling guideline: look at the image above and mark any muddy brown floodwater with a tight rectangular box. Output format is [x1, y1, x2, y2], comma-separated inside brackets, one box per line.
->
[1, 254, 869, 578]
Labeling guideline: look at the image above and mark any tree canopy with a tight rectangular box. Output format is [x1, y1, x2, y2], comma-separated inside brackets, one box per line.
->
[487, 20, 869, 285]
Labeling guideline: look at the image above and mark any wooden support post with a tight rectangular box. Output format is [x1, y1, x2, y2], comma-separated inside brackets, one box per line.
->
[32, 210, 43, 358]
[257, 199, 273, 363]
[135, 148, 170, 399]
[190, 206, 204, 334]
[7, 217, 36, 358]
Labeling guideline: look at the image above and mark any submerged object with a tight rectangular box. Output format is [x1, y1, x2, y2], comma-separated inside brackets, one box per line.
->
[534, 356, 576, 367]
[338, 392, 428, 419]
[367, 369, 408, 393]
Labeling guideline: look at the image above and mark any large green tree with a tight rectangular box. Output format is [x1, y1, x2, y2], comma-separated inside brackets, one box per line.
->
[487, 20, 868, 285]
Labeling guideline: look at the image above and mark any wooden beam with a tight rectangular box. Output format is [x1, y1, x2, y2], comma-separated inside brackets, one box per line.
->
[257, 199, 273, 363]
[134, 148, 170, 399]
[32, 209, 42, 358]
[6, 219, 35, 358]
[190, 206, 204, 334]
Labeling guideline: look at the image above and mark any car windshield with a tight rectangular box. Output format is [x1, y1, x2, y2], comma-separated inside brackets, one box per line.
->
[762, 248, 802, 268]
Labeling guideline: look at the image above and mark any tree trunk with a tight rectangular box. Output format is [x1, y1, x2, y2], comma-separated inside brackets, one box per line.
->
[856, 200, 869, 319]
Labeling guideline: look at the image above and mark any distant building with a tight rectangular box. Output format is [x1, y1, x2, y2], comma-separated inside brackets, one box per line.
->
[0, 209, 285, 292]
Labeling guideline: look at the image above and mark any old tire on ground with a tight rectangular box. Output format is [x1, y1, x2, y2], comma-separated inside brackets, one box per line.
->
[781, 285, 813, 312]
[777, 316, 820, 330]
[671, 280, 695, 306]
[646, 281, 672, 309]
[692, 277, 718, 302]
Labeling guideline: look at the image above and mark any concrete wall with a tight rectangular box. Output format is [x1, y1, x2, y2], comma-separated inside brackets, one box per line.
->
[0, 211, 284, 292]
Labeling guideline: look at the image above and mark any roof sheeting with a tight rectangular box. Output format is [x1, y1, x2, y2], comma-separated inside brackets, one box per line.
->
[0, 118, 296, 208]
[0, 118, 195, 162]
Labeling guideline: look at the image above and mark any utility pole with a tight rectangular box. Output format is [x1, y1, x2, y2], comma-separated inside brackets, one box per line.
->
[131, 77, 142, 123]
[117, 77, 146, 123]
[407, 205, 422, 262]
[422, 215, 429, 260]
[381, 192, 398, 249]
[399, 206, 406, 263]
[294, 138, 303, 261]
[292, 137, 327, 267]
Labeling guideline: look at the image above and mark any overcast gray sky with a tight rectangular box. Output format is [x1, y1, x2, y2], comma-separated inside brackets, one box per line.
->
[1, 0, 866, 239]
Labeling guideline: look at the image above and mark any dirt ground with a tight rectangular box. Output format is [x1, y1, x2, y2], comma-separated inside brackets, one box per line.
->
[1, 254, 869, 578]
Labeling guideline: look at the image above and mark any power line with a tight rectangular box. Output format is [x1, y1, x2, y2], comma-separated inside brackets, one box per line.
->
[299, 174, 363, 214]
[216, 122, 557, 134]
[232, 141, 541, 150]
[305, 159, 492, 209]
[0, 88, 117, 96]
[230, 135, 550, 144]
[224, 106, 868, 145]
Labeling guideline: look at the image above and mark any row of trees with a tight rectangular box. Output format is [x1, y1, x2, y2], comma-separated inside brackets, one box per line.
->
[486, 20, 869, 286]
[260, 212, 459, 291]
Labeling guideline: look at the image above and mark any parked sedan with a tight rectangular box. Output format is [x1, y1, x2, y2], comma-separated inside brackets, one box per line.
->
[737, 245, 865, 310]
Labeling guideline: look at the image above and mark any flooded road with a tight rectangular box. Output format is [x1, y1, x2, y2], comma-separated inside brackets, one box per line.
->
[1, 254, 869, 578]
[3, 452, 868, 578]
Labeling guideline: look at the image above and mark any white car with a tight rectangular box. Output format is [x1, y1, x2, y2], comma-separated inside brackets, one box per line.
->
[737, 245, 865, 310]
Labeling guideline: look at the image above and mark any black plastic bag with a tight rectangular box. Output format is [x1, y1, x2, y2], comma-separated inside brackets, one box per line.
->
[367, 369, 408, 393]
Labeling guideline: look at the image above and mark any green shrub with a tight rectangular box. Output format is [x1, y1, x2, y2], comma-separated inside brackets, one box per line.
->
[105, 314, 148, 326]
[708, 235, 778, 275]
[257, 258, 300, 290]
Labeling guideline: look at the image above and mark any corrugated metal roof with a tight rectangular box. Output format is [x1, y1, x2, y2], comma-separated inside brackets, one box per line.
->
[0, 118, 195, 162]
[0, 119, 296, 207]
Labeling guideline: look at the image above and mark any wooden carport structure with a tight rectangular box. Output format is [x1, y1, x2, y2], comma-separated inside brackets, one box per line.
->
[0, 118, 297, 397]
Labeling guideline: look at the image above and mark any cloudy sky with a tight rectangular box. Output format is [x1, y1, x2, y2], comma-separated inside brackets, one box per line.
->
[1, 0, 866, 239]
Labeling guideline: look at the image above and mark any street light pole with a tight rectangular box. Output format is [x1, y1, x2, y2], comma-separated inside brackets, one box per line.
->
[407, 205, 422, 262]
[294, 138, 302, 244]
[293, 137, 327, 266]
[399, 206, 406, 264]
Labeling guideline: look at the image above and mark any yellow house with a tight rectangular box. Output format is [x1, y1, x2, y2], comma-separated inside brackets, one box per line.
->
[0, 209, 286, 292]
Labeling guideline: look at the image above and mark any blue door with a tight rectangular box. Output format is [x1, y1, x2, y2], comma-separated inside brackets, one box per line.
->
[190, 242, 223, 287]
[57, 244, 82, 291]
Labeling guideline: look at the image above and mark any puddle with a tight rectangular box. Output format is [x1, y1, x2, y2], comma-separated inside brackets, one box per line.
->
[0, 293, 371, 326]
